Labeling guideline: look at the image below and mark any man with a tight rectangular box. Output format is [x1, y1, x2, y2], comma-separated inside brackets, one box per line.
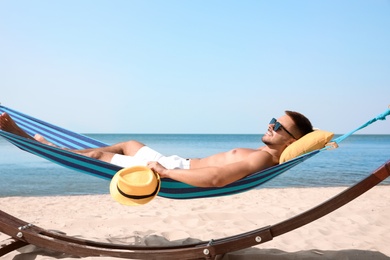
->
[0, 111, 313, 188]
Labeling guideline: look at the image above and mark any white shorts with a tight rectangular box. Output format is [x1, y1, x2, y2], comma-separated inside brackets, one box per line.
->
[110, 146, 191, 169]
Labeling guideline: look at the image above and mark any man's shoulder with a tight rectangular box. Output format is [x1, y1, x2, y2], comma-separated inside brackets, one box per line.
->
[246, 149, 279, 167]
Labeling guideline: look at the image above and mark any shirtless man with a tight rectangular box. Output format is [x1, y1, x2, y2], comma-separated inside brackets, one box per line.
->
[0, 111, 313, 188]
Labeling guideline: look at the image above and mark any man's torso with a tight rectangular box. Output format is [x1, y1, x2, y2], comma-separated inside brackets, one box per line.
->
[190, 147, 278, 169]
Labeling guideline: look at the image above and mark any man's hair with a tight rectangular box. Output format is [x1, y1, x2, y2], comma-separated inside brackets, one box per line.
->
[285, 110, 313, 139]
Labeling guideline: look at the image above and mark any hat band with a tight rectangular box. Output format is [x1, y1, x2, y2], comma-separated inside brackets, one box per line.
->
[116, 181, 160, 200]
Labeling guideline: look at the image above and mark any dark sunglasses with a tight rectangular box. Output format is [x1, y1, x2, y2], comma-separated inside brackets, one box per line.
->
[269, 118, 297, 140]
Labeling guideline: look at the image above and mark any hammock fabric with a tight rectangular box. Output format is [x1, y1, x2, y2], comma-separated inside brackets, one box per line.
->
[0, 105, 388, 199]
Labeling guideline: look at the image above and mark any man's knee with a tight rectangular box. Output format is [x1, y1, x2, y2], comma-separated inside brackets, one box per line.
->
[125, 140, 144, 147]
[123, 140, 145, 155]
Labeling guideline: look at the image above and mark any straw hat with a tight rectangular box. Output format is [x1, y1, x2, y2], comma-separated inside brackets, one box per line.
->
[110, 166, 161, 206]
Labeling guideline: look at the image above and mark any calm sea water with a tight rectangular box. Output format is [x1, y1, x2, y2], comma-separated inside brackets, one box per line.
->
[0, 134, 389, 197]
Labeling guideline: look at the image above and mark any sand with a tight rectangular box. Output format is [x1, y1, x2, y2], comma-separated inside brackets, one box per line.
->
[1, 186, 389, 259]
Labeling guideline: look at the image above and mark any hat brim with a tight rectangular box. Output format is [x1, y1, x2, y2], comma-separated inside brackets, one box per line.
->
[110, 167, 161, 206]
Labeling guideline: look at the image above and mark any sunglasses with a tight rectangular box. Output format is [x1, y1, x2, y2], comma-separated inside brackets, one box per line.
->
[269, 118, 297, 140]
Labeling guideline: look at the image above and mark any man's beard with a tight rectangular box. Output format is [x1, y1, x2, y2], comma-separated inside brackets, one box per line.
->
[261, 135, 272, 146]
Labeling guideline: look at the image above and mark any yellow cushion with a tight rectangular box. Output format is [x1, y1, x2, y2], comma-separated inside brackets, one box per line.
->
[279, 130, 334, 163]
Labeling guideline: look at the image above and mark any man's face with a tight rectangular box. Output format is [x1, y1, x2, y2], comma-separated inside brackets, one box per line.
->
[262, 115, 297, 146]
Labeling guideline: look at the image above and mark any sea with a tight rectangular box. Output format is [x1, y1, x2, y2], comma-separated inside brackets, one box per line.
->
[0, 134, 389, 197]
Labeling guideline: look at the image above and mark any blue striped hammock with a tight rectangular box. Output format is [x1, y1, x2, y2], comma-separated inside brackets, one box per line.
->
[1, 105, 388, 199]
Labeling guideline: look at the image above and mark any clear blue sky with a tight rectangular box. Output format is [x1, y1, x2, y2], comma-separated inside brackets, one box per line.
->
[1, 1, 389, 134]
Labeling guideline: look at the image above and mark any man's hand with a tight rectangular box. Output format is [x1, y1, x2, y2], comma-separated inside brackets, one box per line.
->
[147, 161, 169, 178]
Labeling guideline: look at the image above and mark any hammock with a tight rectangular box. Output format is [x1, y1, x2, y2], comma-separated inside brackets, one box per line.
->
[1, 105, 389, 199]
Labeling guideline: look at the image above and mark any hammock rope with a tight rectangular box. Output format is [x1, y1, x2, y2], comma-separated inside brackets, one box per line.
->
[331, 106, 390, 145]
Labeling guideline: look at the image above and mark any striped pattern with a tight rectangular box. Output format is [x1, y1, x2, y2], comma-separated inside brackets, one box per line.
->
[0, 106, 107, 149]
[0, 105, 320, 199]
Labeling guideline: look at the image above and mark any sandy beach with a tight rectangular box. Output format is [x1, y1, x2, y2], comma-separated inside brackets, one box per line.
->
[1, 186, 389, 259]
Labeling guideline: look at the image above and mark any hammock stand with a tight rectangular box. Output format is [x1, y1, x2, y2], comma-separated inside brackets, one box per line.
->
[0, 105, 389, 258]
[0, 162, 388, 259]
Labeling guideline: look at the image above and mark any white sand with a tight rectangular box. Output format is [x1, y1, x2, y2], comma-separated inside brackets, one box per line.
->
[1, 186, 389, 259]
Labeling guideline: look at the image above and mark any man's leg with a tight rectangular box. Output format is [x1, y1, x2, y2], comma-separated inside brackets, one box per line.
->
[74, 140, 145, 156]
[71, 140, 146, 165]
[0, 112, 146, 162]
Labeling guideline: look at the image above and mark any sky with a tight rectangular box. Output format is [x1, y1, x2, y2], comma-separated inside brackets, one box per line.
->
[1, 1, 389, 134]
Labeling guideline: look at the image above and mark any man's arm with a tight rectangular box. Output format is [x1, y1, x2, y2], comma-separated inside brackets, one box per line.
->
[148, 151, 276, 188]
